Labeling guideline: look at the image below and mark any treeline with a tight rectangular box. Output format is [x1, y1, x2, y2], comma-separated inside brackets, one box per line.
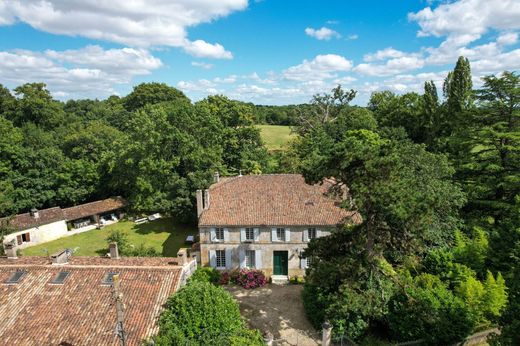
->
[289, 58, 519, 345]
[0, 83, 272, 221]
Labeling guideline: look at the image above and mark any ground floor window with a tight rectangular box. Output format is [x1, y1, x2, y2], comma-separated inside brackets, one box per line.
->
[245, 250, 256, 268]
[216, 249, 226, 268]
[17, 233, 31, 245]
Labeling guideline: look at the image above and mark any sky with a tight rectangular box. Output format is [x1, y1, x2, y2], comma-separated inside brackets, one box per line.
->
[0, 0, 519, 105]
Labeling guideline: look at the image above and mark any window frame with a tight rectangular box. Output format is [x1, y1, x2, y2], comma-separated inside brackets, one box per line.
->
[276, 228, 286, 242]
[245, 227, 255, 241]
[215, 228, 225, 241]
[308, 228, 317, 240]
[245, 250, 255, 268]
[216, 249, 226, 268]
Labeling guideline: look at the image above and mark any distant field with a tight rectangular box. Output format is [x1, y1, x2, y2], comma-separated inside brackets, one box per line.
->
[257, 125, 296, 150]
[21, 218, 195, 257]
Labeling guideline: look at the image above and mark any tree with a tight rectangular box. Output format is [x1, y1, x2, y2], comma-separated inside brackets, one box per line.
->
[444, 56, 473, 115]
[123, 82, 189, 111]
[297, 85, 356, 133]
[423, 80, 440, 148]
[11, 83, 65, 128]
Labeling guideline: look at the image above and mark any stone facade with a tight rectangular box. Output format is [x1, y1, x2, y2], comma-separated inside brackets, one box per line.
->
[199, 226, 330, 277]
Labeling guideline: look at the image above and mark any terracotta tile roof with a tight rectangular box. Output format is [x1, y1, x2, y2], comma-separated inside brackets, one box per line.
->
[0, 256, 183, 346]
[198, 174, 361, 227]
[63, 197, 127, 221]
[0, 207, 65, 231]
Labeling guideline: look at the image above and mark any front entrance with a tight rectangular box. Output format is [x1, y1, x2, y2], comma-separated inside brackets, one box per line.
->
[273, 251, 288, 275]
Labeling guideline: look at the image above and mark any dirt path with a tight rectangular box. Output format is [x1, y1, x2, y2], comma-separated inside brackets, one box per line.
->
[226, 285, 320, 346]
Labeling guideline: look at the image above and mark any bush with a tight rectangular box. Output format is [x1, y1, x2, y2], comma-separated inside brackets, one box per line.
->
[188, 267, 220, 285]
[126, 243, 160, 257]
[106, 229, 129, 254]
[155, 281, 263, 345]
[235, 269, 267, 289]
[388, 273, 475, 345]
[156, 281, 244, 343]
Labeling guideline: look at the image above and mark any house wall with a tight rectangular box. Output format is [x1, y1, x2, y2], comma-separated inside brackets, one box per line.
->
[3, 220, 68, 250]
[199, 226, 331, 278]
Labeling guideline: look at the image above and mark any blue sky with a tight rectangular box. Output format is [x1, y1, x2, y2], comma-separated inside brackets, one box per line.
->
[0, 0, 519, 105]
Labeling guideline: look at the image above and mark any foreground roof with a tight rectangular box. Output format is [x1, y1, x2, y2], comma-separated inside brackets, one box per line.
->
[198, 174, 360, 227]
[63, 197, 127, 221]
[0, 256, 183, 346]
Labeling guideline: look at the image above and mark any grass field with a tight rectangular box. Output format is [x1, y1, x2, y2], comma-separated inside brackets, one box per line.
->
[21, 217, 195, 257]
[257, 124, 296, 151]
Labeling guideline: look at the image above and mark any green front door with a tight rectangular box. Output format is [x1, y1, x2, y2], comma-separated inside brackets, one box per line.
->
[273, 251, 288, 275]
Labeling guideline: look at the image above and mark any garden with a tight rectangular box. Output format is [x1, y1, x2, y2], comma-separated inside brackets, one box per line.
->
[21, 217, 194, 257]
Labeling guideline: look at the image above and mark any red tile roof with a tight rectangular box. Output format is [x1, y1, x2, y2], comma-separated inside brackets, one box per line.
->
[63, 197, 127, 221]
[0, 256, 183, 346]
[198, 174, 361, 227]
[0, 207, 65, 231]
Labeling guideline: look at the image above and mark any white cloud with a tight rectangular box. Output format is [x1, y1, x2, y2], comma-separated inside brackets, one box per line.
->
[409, 0, 520, 46]
[364, 48, 416, 62]
[214, 75, 237, 84]
[283, 54, 353, 81]
[0, 45, 162, 98]
[347, 34, 359, 40]
[305, 27, 341, 40]
[191, 61, 214, 70]
[0, 0, 246, 59]
[354, 56, 425, 77]
[183, 40, 233, 59]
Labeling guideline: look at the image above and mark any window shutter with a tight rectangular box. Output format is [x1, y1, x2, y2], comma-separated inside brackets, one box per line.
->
[17, 235, 22, 245]
[224, 228, 230, 242]
[240, 228, 246, 242]
[210, 228, 216, 242]
[26, 233, 31, 242]
[254, 228, 260, 241]
[209, 250, 216, 268]
[255, 250, 262, 269]
[285, 228, 291, 242]
[317, 229, 322, 238]
[303, 229, 309, 242]
[225, 249, 232, 269]
[239, 250, 246, 268]
[300, 257, 308, 269]
[271, 228, 277, 242]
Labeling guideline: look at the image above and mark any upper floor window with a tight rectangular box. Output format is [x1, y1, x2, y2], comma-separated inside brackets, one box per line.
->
[245, 228, 255, 241]
[276, 228, 286, 241]
[215, 228, 224, 241]
[308, 228, 317, 240]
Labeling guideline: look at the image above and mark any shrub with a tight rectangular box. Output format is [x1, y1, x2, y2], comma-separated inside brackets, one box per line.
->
[127, 243, 160, 257]
[156, 281, 244, 343]
[106, 229, 129, 254]
[235, 269, 267, 289]
[188, 267, 220, 285]
[388, 273, 475, 345]
[220, 271, 231, 285]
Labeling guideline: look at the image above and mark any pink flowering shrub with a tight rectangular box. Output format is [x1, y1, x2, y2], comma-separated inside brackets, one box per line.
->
[235, 269, 267, 289]
[219, 271, 231, 285]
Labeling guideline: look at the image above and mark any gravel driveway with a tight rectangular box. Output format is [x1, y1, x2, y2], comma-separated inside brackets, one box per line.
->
[226, 285, 320, 346]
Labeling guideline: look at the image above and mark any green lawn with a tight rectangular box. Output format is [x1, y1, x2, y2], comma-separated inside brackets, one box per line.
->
[21, 217, 196, 257]
[257, 125, 296, 151]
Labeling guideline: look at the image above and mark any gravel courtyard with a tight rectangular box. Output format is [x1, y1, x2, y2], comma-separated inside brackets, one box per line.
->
[226, 285, 320, 346]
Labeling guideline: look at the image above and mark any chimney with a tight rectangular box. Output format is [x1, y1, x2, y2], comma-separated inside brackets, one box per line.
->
[51, 249, 70, 265]
[214, 171, 220, 183]
[30, 208, 39, 219]
[196, 189, 204, 217]
[4, 240, 17, 259]
[203, 189, 210, 210]
[109, 242, 120, 259]
[177, 248, 188, 265]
